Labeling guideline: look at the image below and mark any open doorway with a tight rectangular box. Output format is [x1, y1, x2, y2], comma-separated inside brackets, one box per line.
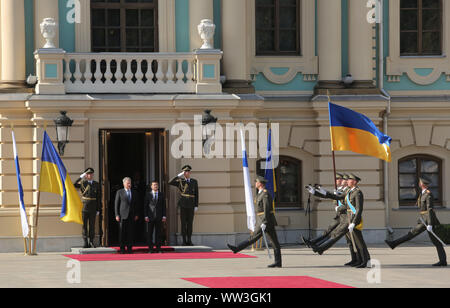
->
[99, 129, 168, 247]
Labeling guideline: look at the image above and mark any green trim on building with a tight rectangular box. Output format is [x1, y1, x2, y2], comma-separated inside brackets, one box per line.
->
[203, 64, 216, 79]
[24, 0, 35, 76]
[59, 0, 76, 52]
[176, 0, 190, 52]
[45, 64, 58, 79]
[384, 74, 450, 91]
[213, 0, 222, 50]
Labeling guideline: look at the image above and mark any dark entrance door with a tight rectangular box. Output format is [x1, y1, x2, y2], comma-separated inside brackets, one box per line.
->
[99, 129, 167, 247]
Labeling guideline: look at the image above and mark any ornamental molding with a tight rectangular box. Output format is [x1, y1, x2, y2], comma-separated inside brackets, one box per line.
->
[386, 0, 450, 85]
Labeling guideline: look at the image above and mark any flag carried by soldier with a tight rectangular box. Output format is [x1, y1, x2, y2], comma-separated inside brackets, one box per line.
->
[12, 129, 29, 238]
[39, 131, 83, 224]
[240, 129, 256, 232]
[328, 102, 392, 162]
[264, 127, 276, 211]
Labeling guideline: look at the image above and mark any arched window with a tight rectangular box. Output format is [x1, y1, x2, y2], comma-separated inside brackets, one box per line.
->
[398, 154, 442, 206]
[257, 156, 302, 208]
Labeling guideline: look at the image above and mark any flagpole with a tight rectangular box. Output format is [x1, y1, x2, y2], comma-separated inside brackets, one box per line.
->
[328, 94, 357, 254]
[32, 121, 47, 256]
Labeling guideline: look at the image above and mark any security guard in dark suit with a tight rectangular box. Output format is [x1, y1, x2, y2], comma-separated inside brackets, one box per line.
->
[169, 165, 199, 246]
[227, 176, 282, 268]
[74, 168, 101, 248]
[385, 177, 447, 266]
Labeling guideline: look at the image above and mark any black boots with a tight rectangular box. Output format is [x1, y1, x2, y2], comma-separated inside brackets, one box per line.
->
[385, 232, 414, 250]
[267, 249, 282, 268]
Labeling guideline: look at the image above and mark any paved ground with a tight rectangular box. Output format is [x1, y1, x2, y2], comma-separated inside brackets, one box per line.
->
[0, 243, 448, 288]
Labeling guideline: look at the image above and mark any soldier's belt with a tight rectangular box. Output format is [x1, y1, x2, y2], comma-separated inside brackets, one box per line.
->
[257, 211, 274, 216]
[82, 197, 97, 201]
[420, 211, 428, 215]
[180, 193, 196, 198]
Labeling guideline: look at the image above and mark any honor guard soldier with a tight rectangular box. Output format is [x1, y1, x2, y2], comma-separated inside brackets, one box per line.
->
[227, 176, 282, 268]
[306, 173, 370, 268]
[169, 165, 199, 246]
[385, 177, 447, 266]
[74, 168, 101, 248]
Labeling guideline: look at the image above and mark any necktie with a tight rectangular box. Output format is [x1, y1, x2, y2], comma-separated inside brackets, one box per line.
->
[153, 192, 158, 201]
[127, 190, 131, 202]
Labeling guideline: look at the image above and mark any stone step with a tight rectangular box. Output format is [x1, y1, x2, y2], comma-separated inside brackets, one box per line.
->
[71, 245, 213, 255]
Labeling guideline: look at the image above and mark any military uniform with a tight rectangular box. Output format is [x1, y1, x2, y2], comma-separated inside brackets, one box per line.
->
[309, 173, 370, 268]
[228, 176, 282, 268]
[169, 165, 199, 246]
[74, 168, 101, 248]
[303, 173, 347, 247]
[385, 178, 447, 266]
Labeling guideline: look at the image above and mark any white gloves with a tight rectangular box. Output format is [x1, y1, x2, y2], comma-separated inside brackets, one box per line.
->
[316, 186, 327, 196]
[306, 185, 316, 194]
[427, 225, 433, 232]
[335, 206, 340, 212]
[194, 207, 198, 212]
[80, 172, 87, 179]
[177, 172, 184, 178]
[348, 223, 355, 232]
[261, 223, 266, 231]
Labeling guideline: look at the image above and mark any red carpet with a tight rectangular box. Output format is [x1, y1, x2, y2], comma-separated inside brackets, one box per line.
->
[183, 276, 353, 288]
[63, 252, 256, 262]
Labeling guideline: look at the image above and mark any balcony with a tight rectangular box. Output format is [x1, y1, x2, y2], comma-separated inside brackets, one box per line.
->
[34, 49, 223, 95]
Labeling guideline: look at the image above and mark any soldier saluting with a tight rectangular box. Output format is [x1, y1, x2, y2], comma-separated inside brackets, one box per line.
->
[385, 177, 447, 266]
[227, 176, 282, 268]
[74, 168, 101, 248]
[169, 165, 199, 246]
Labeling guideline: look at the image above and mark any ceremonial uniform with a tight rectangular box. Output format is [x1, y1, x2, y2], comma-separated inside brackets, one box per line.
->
[74, 168, 101, 248]
[385, 178, 447, 266]
[228, 176, 282, 268]
[169, 165, 199, 246]
[308, 174, 370, 268]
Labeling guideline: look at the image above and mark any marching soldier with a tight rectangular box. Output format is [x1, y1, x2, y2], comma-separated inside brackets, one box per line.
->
[302, 173, 346, 248]
[385, 177, 447, 266]
[306, 173, 370, 268]
[304, 174, 360, 266]
[227, 176, 282, 268]
[169, 165, 199, 246]
[74, 168, 101, 248]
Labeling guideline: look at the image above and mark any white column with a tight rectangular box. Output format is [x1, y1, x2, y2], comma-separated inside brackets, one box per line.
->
[317, 0, 341, 81]
[348, 0, 374, 82]
[1, 0, 26, 83]
[222, 0, 253, 92]
[189, 0, 214, 51]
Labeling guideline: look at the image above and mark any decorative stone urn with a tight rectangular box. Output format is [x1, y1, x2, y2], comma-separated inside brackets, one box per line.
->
[197, 19, 215, 49]
[40, 18, 57, 48]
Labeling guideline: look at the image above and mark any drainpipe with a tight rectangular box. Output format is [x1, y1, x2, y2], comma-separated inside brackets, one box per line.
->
[378, 0, 393, 238]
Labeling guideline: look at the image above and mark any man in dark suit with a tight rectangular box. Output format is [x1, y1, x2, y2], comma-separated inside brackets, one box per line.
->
[385, 177, 447, 266]
[74, 168, 101, 248]
[169, 165, 199, 246]
[115, 177, 139, 254]
[144, 181, 166, 253]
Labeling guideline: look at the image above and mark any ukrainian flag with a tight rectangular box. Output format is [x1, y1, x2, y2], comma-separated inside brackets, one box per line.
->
[39, 131, 83, 224]
[328, 102, 392, 162]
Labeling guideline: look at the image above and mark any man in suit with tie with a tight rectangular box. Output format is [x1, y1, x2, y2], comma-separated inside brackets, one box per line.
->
[385, 177, 447, 266]
[115, 177, 139, 254]
[144, 181, 166, 253]
[169, 165, 199, 246]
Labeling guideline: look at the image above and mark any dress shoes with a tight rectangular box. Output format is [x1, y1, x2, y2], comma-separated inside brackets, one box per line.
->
[432, 261, 447, 267]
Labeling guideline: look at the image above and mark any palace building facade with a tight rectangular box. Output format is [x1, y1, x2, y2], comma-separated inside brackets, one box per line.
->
[1, 0, 449, 252]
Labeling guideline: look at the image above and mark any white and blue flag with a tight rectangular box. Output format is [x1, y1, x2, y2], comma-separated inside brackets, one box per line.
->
[240, 129, 256, 232]
[12, 130, 29, 238]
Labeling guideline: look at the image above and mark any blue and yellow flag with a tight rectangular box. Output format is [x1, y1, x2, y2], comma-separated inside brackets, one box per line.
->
[39, 131, 83, 224]
[328, 102, 392, 162]
[264, 128, 276, 211]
